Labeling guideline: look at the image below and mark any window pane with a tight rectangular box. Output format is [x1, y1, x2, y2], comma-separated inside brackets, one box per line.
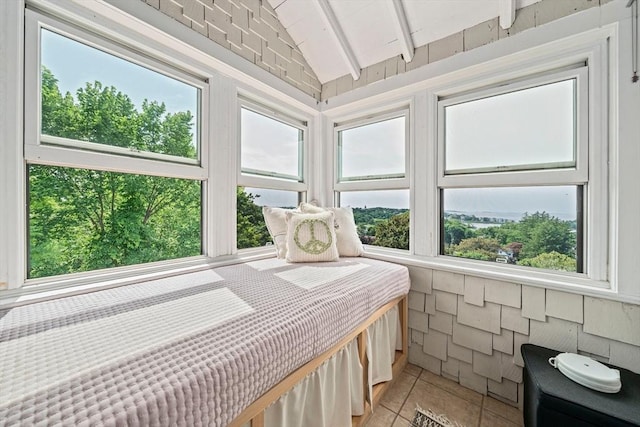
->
[445, 80, 575, 173]
[41, 29, 199, 159]
[241, 108, 302, 181]
[237, 187, 299, 250]
[340, 190, 409, 250]
[28, 165, 202, 279]
[339, 116, 405, 181]
[442, 186, 581, 272]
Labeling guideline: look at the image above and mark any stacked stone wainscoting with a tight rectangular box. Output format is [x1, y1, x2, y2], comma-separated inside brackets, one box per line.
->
[407, 266, 640, 409]
[141, 0, 322, 100]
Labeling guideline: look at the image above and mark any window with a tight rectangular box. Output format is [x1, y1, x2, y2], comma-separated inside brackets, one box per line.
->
[240, 103, 304, 182]
[335, 109, 410, 250]
[339, 190, 410, 249]
[237, 100, 307, 250]
[25, 12, 207, 280]
[236, 187, 299, 250]
[437, 68, 589, 273]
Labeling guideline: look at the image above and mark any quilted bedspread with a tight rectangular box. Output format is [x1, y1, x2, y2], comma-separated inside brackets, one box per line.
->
[0, 257, 410, 426]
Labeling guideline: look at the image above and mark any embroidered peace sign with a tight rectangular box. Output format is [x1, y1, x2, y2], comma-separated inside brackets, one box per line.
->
[293, 219, 333, 254]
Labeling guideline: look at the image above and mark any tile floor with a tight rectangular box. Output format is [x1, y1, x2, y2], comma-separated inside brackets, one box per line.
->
[365, 364, 524, 427]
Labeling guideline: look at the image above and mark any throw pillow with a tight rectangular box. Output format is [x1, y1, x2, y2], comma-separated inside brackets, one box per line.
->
[285, 211, 339, 262]
[262, 206, 294, 259]
[299, 202, 364, 257]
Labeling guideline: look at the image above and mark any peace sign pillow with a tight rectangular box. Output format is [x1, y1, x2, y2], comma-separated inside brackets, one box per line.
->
[298, 202, 364, 257]
[285, 211, 339, 263]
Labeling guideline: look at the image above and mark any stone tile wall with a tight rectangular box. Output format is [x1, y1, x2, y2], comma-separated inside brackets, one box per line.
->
[141, 0, 322, 100]
[321, 0, 615, 101]
[406, 266, 640, 407]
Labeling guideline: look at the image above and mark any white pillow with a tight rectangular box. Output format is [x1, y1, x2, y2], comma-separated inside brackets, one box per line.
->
[285, 211, 339, 262]
[299, 202, 364, 257]
[262, 206, 294, 259]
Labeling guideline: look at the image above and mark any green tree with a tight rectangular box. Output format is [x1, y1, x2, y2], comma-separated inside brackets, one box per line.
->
[29, 67, 200, 278]
[236, 187, 271, 249]
[448, 236, 502, 261]
[519, 251, 576, 271]
[443, 219, 476, 246]
[517, 212, 576, 259]
[374, 211, 410, 250]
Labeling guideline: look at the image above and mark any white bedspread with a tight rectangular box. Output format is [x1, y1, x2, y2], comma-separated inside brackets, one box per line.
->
[0, 258, 409, 426]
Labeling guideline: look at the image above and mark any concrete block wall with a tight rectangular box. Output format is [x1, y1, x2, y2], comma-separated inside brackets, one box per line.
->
[141, 0, 322, 100]
[321, 0, 612, 101]
[407, 266, 640, 408]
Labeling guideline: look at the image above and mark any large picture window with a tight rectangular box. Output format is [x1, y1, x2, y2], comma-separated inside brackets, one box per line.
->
[25, 12, 207, 280]
[437, 67, 588, 274]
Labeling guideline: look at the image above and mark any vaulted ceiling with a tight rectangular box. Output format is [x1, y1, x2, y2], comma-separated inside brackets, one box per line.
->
[267, 0, 543, 84]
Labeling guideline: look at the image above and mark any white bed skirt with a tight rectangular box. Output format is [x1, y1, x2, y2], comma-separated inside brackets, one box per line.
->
[260, 305, 401, 427]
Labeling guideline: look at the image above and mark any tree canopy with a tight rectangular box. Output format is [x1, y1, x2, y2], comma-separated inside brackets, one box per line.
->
[30, 68, 200, 278]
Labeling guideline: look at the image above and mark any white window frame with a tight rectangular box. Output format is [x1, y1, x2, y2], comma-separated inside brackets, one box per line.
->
[236, 96, 310, 252]
[25, 10, 209, 180]
[21, 9, 211, 286]
[437, 67, 588, 187]
[429, 53, 610, 288]
[331, 106, 411, 252]
[334, 108, 410, 192]
[237, 97, 308, 193]
[437, 68, 589, 275]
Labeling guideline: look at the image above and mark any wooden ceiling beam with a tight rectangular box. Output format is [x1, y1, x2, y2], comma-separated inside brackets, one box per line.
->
[499, 0, 516, 30]
[390, 0, 414, 63]
[316, 0, 361, 80]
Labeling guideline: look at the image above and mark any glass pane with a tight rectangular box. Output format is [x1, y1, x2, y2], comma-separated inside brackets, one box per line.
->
[241, 108, 302, 180]
[237, 187, 299, 250]
[41, 29, 199, 159]
[28, 165, 201, 279]
[445, 80, 575, 173]
[442, 186, 581, 272]
[340, 190, 410, 250]
[339, 116, 405, 180]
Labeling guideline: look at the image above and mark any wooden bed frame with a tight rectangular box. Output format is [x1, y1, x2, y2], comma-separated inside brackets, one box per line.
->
[228, 294, 409, 427]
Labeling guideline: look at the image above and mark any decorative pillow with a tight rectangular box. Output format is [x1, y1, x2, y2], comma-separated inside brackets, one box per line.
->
[262, 206, 295, 259]
[299, 202, 364, 257]
[285, 211, 339, 262]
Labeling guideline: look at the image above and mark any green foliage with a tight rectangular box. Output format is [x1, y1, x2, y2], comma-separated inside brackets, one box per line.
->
[373, 211, 410, 250]
[446, 211, 577, 271]
[352, 207, 408, 247]
[236, 187, 271, 249]
[447, 236, 502, 261]
[517, 212, 576, 259]
[443, 219, 476, 245]
[29, 67, 200, 278]
[519, 251, 577, 271]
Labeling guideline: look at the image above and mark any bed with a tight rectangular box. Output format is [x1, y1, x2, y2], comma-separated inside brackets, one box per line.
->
[0, 257, 410, 426]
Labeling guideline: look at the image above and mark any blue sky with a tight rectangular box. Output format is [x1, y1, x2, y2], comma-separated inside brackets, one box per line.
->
[41, 28, 198, 122]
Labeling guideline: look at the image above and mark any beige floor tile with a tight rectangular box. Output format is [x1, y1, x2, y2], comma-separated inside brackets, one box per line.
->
[391, 415, 411, 427]
[419, 370, 483, 406]
[399, 378, 482, 427]
[365, 405, 397, 427]
[480, 409, 520, 427]
[404, 363, 422, 377]
[483, 396, 523, 426]
[380, 371, 419, 413]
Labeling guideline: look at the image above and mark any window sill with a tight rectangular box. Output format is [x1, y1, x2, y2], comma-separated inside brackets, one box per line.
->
[0, 250, 276, 310]
[360, 247, 632, 304]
